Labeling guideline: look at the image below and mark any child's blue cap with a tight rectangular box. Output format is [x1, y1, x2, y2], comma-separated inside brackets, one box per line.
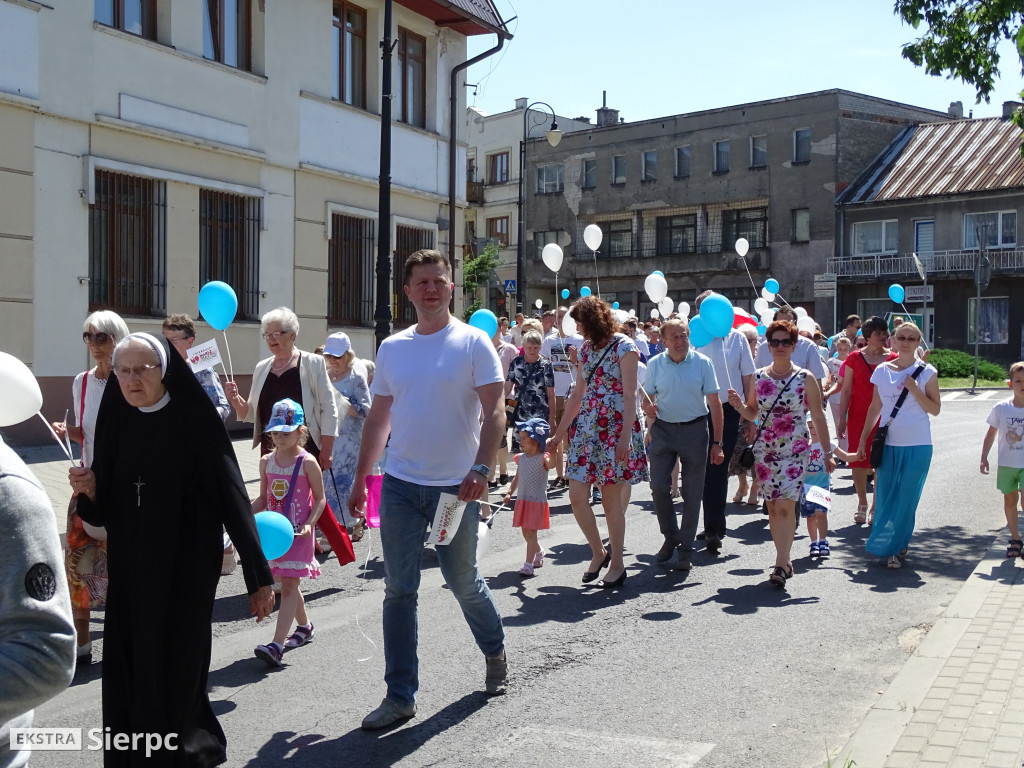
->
[265, 398, 304, 432]
[515, 417, 550, 451]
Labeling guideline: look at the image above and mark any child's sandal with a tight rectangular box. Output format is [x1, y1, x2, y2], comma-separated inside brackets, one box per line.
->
[532, 549, 545, 568]
[517, 563, 535, 578]
[284, 624, 314, 649]
[1007, 539, 1023, 558]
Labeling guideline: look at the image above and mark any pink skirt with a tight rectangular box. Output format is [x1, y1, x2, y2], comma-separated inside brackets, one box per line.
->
[512, 500, 550, 530]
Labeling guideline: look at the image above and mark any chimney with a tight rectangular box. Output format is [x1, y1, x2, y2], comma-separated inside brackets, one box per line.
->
[1003, 100, 1022, 119]
[596, 90, 620, 128]
[515, 97, 527, 110]
[948, 101, 963, 119]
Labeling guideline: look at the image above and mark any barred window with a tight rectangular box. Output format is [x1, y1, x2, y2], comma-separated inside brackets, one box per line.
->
[199, 190, 261, 321]
[656, 214, 697, 255]
[602, 219, 632, 258]
[328, 214, 375, 326]
[721, 207, 767, 250]
[89, 170, 166, 315]
[393, 225, 435, 327]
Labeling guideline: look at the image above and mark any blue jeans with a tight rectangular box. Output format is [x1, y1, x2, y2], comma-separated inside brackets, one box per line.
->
[379, 474, 505, 706]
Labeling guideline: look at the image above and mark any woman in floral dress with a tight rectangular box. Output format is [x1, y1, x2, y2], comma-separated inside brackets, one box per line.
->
[506, 330, 556, 452]
[550, 297, 649, 589]
[729, 320, 833, 586]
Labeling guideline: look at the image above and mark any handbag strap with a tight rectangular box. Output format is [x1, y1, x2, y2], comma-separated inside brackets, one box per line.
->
[585, 335, 619, 386]
[883, 364, 926, 427]
[751, 371, 799, 446]
[79, 371, 89, 444]
[279, 450, 307, 527]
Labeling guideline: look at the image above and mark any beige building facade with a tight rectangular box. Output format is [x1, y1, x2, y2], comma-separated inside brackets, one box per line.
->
[0, 0, 507, 443]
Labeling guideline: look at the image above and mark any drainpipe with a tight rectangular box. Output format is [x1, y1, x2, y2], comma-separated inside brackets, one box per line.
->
[449, 34, 507, 283]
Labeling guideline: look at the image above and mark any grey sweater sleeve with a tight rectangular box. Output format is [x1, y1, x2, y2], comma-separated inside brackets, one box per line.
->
[0, 442, 76, 750]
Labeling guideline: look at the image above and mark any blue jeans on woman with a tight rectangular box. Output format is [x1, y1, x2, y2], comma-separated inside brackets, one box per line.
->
[379, 474, 505, 706]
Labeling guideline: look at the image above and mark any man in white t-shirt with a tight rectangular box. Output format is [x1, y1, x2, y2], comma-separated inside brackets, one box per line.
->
[540, 306, 583, 488]
[509, 312, 525, 347]
[350, 250, 507, 730]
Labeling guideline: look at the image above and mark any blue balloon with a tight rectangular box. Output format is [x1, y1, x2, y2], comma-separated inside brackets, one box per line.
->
[469, 308, 499, 338]
[688, 316, 713, 347]
[561, 289, 570, 299]
[612, 302, 620, 309]
[652, 271, 664, 277]
[510, 321, 517, 328]
[580, 286, 592, 297]
[756, 323, 767, 335]
[888, 283, 905, 303]
[699, 293, 734, 338]
[198, 281, 238, 331]
[765, 278, 780, 295]
[255, 511, 294, 560]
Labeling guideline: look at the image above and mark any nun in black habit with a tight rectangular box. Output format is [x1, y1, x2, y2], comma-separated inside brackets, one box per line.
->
[70, 333, 275, 767]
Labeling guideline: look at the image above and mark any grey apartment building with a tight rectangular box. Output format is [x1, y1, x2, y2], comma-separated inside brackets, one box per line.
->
[520, 90, 949, 331]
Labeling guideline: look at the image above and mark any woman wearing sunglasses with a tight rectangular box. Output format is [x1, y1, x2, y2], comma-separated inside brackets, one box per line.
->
[51, 310, 130, 659]
[729, 320, 833, 587]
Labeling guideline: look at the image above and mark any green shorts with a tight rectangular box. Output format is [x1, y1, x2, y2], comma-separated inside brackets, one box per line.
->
[996, 466, 1024, 495]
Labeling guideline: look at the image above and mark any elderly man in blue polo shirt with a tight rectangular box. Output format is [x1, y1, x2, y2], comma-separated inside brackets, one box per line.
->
[643, 318, 724, 571]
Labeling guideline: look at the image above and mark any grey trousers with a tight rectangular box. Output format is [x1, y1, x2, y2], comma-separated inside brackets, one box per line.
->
[649, 418, 709, 551]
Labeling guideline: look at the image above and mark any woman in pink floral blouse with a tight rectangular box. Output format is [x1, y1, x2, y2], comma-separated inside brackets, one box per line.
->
[729, 320, 833, 586]
[549, 297, 649, 589]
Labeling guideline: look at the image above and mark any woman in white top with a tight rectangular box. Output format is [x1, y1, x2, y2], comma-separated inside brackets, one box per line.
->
[854, 322, 941, 569]
[52, 309, 130, 658]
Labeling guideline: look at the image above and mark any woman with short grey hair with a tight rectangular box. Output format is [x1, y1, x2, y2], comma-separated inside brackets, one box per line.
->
[51, 308, 130, 659]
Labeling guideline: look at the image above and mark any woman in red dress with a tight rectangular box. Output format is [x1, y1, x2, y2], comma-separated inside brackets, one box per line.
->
[837, 316, 897, 524]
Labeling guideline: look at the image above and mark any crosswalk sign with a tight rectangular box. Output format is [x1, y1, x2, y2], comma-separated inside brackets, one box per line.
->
[504, 280, 516, 293]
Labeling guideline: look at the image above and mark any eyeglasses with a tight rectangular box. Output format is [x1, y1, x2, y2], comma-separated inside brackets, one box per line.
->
[163, 334, 191, 344]
[262, 331, 288, 341]
[115, 363, 161, 380]
[894, 335, 921, 343]
[83, 332, 111, 345]
[768, 338, 795, 348]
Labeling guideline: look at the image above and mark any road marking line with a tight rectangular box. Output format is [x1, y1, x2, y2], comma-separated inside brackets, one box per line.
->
[513, 726, 714, 766]
[943, 392, 963, 400]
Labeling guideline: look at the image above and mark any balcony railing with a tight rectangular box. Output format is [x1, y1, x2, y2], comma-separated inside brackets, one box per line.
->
[467, 181, 484, 204]
[828, 248, 1024, 279]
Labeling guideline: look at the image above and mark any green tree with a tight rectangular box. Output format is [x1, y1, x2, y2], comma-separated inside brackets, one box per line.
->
[896, 0, 1024, 140]
[461, 241, 500, 321]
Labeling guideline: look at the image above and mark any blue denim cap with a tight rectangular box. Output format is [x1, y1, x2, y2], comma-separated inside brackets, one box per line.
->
[265, 398, 305, 432]
[515, 417, 550, 451]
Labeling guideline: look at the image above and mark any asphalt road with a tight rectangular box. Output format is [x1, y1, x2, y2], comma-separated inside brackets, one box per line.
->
[31, 397, 1003, 768]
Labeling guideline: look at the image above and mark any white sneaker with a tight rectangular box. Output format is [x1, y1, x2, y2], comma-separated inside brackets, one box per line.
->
[76, 641, 92, 659]
[220, 549, 238, 576]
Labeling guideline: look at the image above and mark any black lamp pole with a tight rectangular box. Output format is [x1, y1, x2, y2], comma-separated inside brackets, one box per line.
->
[516, 102, 560, 315]
[374, 0, 395, 351]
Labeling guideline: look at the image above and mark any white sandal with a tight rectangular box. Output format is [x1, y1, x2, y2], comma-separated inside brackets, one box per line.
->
[887, 555, 902, 569]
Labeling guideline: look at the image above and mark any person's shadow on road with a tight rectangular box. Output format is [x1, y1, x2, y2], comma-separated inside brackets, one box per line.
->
[691, 581, 820, 614]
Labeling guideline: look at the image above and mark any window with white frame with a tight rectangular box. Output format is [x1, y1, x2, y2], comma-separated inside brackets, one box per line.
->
[535, 164, 564, 194]
[534, 230, 559, 260]
[964, 211, 1017, 249]
[582, 158, 596, 189]
[852, 220, 898, 255]
[713, 140, 730, 173]
[612, 155, 626, 184]
[750, 135, 767, 168]
[967, 296, 1009, 344]
[794, 128, 811, 163]
[675, 146, 691, 178]
[792, 208, 809, 242]
[642, 150, 657, 182]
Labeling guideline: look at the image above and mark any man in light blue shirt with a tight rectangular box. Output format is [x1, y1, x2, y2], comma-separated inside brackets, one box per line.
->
[643, 318, 724, 570]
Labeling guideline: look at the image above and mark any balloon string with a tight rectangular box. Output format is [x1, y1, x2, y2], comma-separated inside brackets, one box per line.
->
[898, 303, 930, 349]
[719, 342, 735, 393]
[222, 331, 235, 382]
[738, 254, 760, 300]
[37, 412, 75, 464]
[592, 248, 601, 299]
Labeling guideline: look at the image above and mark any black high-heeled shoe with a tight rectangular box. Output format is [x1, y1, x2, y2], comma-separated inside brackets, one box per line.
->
[600, 570, 627, 589]
[581, 549, 611, 583]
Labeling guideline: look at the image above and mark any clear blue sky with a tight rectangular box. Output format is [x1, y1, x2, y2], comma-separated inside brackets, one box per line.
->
[467, 0, 1021, 123]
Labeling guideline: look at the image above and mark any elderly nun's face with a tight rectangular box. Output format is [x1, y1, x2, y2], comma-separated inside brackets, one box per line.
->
[115, 343, 166, 408]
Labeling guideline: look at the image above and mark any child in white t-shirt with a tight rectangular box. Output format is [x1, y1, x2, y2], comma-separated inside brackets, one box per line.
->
[980, 362, 1024, 558]
[802, 418, 857, 557]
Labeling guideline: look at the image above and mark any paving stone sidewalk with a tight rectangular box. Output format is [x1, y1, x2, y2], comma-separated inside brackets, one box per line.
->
[832, 538, 1024, 768]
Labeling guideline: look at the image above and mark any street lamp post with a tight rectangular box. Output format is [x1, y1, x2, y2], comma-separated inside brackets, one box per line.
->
[971, 223, 992, 393]
[516, 102, 562, 314]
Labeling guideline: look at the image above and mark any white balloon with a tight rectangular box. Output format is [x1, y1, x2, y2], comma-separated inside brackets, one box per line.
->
[650, 309, 660, 319]
[0, 351, 43, 427]
[534, 299, 543, 309]
[541, 243, 563, 273]
[644, 273, 668, 303]
[760, 310, 775, 326]
[658, 297, 674, 316]
[797, 316, 816, 334]
[795, 306, 808, 319]
[583, 224, 603, 251]
[561, 312, 578, 337]
[754, 298, 770, 315]
[612, 309, 629, 323]
[678, 301, 690, 318]
[628, 308, 637, 318]
[761, 288, 776, 302]
[735, 237, 750, 258]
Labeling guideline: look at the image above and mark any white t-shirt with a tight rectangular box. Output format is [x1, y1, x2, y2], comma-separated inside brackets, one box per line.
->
[986, 399, 1024, 469]
[869, 362, 937, 447]
[541, 332, 583, 397]
[73, 369, 109, 467]
[755, 335, 828, 380]
[372, 319, 503, 486]
[697, 328, 756, 402]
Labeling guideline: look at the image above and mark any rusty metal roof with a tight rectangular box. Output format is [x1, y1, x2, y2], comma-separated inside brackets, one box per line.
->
[837, 117, 1024, 205]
